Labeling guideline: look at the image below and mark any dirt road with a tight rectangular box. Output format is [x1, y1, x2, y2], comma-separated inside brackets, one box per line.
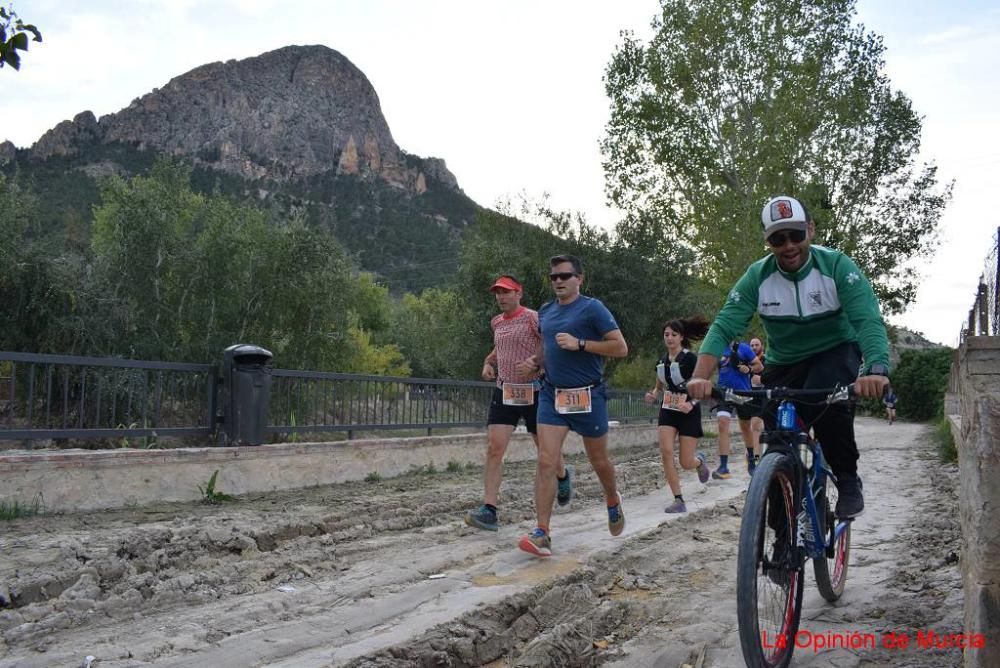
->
[0, 418, 963, 667]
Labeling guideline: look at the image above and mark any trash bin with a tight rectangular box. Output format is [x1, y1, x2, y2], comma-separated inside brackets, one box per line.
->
[221, 344, 273, 445]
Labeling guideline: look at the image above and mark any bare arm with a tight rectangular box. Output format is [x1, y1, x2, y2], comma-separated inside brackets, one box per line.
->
[482, 348, 497, 381]
[645, 376, 664, 404]
[554, 329, 628, 358]
[515, 337, 544, 377]
[685, 353, 720, 399]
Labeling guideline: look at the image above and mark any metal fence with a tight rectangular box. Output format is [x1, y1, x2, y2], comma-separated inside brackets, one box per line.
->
[0, 350, 658, 446]
[267, 371, 494, 438]
[266, 370, 657, 438]
[962, 226, 1000, 341]
[0, 351, 216, 441]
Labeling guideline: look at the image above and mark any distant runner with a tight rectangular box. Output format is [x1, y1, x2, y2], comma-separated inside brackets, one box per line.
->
[883, 386, 898, 424]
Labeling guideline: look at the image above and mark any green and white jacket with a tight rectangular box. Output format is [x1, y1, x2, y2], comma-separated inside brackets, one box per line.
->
[701, 245, 890, 370]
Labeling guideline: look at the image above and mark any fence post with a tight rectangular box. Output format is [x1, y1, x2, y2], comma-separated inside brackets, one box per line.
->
[993, 226, 1000, 335]
[977, 282, 989, 335]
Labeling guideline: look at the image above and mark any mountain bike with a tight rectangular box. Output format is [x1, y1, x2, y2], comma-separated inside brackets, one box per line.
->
[715, 385, 855, 668]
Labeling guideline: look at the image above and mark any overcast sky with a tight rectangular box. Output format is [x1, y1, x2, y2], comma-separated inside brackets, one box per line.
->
[3, 0, 998, 346]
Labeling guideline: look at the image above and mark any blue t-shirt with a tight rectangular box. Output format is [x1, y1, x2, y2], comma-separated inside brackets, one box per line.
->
[718, 341, 755, 391]
[539, 295, 620, 387]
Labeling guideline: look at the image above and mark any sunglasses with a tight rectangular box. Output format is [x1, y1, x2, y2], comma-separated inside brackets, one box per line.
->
[549, 272, 579, 282]
[767, 229, 807, 247]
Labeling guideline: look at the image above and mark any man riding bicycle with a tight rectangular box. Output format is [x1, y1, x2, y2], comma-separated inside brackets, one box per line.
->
[686, 196, 890, 518]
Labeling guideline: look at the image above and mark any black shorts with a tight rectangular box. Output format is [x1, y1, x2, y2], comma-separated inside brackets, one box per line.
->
[658, 402, 703, 438]
[716, 399, 757, 421]
[487, 386, 538, 433]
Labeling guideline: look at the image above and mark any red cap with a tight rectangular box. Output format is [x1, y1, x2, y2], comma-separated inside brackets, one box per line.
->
[489, 276, 522, 292]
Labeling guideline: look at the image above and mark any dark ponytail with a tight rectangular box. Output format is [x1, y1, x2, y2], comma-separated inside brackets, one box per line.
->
[663, 315, 711, 349]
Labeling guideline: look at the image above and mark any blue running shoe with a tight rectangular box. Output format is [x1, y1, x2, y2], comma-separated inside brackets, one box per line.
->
[465, 505, 498, 532]
[557, 464, 575, 506]
[608, 492, 625, 536]
[712, 466, 731, 480]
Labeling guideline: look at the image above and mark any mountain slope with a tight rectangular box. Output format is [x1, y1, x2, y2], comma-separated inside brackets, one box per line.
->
[1, 45, 481, 290]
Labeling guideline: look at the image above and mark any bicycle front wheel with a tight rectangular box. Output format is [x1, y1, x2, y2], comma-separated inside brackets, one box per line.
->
[813, 475, 851, 602]
[737, 452, 804, 668]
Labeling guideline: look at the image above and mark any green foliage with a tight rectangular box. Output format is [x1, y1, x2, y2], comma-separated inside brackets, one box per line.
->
[364, 471, 382, 483]
[392, 287, 477, 379]
[891, 348, 954, 421]
[87, 159, 387, 370]
[934, 416, 957, 463]
[342, 320, 411, 376]
[198, 470, 234, 504]
[0, 5, 41, 71]
[302, 171, 476, 293]
[0, 494, 42, 520]
[1, 159, 411, 375]
[446, 460, 462, 473]
[603, 0, 951, 313]
[457, 203, 706, 366]
[0, 174, 90, 353]
[609, 352, 659, 390]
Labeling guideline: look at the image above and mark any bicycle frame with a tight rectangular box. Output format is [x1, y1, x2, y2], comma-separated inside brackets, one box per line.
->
[722, 385, 854, 562]
[724, 383, 856, 667]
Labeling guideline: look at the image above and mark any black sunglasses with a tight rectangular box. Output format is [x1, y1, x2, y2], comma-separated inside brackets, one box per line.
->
[767, 229, 807, 247]
[549, 272, 579, 281]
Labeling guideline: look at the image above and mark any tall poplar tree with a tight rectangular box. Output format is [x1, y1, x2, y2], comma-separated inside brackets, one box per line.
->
[603, 0, 951, 313]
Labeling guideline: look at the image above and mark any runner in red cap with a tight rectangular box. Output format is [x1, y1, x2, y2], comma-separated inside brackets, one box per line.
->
[465, 275, 573, 532]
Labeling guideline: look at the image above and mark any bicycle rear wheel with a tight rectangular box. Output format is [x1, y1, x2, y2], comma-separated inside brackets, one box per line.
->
[813, 475, 851, 602]
[737, 452, 804, 668]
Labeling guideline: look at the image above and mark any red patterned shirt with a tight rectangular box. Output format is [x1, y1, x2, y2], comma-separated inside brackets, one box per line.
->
[490, 306, 541, 387]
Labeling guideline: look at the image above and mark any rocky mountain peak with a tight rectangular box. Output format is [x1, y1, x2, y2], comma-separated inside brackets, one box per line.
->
[29, 45, 460, 193]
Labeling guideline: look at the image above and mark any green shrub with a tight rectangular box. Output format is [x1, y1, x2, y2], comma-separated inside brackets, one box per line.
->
[934, 417, 958, 463]
[0, 495, 42, 521]
[198, 470, 234, 504]
[891, 348, 954, 421]
[609, 352, 659, 390]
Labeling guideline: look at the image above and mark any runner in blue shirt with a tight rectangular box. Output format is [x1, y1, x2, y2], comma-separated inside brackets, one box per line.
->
[714, 340, 762, 478]
[883, 387, 898, 424]
[518, 254, 628, 557]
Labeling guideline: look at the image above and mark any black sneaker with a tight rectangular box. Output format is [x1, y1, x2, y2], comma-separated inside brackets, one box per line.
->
[464, 505, 499, 531]
[835, 474, 864, 518]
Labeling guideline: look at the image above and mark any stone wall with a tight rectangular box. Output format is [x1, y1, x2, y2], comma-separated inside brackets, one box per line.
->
[0, 424, 659, 513]
[947, 336, 1000, 667]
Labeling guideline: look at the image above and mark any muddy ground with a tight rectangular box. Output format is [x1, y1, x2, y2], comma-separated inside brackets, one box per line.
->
[0, 419, 963, 667]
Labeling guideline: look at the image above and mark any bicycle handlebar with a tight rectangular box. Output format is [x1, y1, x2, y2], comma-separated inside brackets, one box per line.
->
[709, 385, 855, 405]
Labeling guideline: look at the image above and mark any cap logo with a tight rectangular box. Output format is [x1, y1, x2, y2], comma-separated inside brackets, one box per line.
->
[771, 200, 793, 221]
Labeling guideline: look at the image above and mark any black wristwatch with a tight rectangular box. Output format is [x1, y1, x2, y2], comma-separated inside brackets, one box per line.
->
[865, 362, 889, 377]
[578, 338, 586, 351]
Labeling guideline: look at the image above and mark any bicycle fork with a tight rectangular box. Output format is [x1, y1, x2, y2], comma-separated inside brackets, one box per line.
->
[797, 439, 849, 560]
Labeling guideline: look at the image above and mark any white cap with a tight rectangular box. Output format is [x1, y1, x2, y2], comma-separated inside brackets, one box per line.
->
[760, 196, 810, 237]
